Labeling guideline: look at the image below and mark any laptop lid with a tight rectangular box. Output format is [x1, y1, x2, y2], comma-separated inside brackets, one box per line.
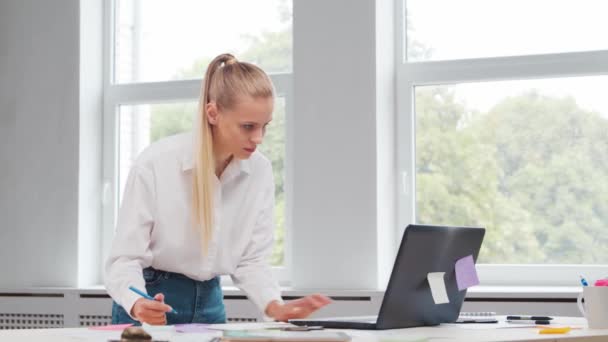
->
[375, 224, 485, 329]
[290, 224, 485, 330]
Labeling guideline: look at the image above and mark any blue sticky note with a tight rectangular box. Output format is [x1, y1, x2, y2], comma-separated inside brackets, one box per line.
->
[455, 255, 479, 291]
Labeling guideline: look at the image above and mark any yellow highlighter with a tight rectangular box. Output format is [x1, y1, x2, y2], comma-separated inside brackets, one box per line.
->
[539, 327, 571, 334]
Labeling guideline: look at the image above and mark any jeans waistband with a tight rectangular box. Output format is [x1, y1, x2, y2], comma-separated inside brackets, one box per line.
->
[143, 267, 220, 287]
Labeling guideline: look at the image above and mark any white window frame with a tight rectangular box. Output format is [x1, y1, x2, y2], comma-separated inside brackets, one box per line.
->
[396, 0, 608, 286]
[101, 0, 293, 285]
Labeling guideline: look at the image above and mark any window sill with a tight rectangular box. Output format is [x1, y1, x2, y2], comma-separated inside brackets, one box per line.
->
[1, 285, 582, 300]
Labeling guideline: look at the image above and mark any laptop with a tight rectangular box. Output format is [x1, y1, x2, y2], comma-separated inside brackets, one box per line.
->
[289, 224, 485, 330]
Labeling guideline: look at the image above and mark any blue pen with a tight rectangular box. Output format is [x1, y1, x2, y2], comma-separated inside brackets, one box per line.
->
[128, 286, 178, 314]
[580, 275, 589, 287]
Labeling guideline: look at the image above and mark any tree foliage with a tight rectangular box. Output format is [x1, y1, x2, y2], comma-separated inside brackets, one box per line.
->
[416, 87, 608, 264]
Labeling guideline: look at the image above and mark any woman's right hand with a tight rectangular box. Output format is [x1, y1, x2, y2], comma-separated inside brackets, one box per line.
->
[130, 293, 173, 325]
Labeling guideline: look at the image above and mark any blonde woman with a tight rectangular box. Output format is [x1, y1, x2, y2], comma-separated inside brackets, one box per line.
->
[105, 53, 331, 325]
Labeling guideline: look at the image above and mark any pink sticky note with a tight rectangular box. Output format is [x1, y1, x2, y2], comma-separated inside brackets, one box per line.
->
[455, 254, 479, 291]
[175, 323, 210, 333]
[595, 279, 608, 286]
[89, 323, 133, 331]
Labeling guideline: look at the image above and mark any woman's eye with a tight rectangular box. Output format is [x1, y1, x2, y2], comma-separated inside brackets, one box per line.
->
[242, 124, 254, 130]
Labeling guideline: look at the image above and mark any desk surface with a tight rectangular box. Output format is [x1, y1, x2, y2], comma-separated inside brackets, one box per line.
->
[0, 317, 606, 342]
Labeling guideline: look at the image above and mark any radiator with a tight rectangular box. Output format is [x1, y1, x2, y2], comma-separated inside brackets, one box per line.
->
[0, 289, 382, 329]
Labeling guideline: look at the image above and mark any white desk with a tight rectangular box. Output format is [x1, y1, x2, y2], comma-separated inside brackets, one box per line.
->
[0, 317, 606, 342]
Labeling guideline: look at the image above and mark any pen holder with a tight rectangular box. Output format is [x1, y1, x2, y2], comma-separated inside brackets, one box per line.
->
[577, 286, 608, 329]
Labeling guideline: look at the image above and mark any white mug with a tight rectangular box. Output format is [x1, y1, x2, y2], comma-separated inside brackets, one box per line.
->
[578, 286, 608, 329]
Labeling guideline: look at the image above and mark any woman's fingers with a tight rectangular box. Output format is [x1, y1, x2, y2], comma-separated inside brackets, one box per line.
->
[296, 294, 332, 311]
[140, 298, 173, 313]
[312, 294, 333, 305]
[131, 297, 171, 325]
[154, 293, 165, 302]
[269, 294, 333, 321]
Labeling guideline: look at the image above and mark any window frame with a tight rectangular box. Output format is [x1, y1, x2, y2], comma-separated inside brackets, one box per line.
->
[397, 0, 608, 286]
[101, 0, 293, 285]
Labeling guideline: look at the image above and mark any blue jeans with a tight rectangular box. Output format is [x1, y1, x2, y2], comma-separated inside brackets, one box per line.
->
[112, 267, 226, 325]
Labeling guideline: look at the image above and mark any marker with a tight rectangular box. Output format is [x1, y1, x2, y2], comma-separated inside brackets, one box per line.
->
[580, 275, 589, 287]
[507, 319, 551, 325]
[506, 315, 553, 321]
[128, 286, 177, 314]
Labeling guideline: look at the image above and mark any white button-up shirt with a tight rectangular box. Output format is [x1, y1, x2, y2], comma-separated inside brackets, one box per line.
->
[104, 132, 281, 317]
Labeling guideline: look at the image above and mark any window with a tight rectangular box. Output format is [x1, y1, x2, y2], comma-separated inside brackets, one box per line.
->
[114, 0, 292, 83]
[103, 0, 293, 276]
[398, 0, 608, 284]
[406, 0, 608, 62]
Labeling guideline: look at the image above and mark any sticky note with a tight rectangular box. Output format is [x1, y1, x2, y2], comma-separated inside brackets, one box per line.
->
[89, 323, 133, 330]
[455, 255, 479, 291]
[539, 327, 571, 334]
[427, 272, 449, 304]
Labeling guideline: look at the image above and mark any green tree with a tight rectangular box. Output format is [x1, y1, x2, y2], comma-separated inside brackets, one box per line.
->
[416, 87, 608, 264]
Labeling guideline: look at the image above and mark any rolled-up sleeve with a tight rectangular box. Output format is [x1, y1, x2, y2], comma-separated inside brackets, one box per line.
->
[104, 164, 156, 317]
[231, 167, 283, 316]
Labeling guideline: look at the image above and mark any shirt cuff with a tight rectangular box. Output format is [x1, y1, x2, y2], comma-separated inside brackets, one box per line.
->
[121, 290, 144, 320]
[255, 290, 284, 321]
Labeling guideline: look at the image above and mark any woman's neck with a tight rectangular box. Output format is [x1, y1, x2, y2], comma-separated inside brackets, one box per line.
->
[214, 151, 233, 178]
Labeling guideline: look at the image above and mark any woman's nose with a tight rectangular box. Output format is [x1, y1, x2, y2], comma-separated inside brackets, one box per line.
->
[251, 130, 264, 144]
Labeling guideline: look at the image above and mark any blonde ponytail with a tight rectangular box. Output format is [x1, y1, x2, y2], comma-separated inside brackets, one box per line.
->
[192, 53, 274, 254]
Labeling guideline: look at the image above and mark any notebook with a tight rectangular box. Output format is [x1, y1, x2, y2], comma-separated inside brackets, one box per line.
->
[290, 224, 486, 330]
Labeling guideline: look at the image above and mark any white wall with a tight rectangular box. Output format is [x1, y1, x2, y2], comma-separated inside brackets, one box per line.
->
[0, 0, 102, 288]
[291, 0, 396, 290]
[0, 0, 80, 287]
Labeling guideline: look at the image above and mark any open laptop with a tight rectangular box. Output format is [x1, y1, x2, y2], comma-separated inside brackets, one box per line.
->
[289, 224, 485, 330]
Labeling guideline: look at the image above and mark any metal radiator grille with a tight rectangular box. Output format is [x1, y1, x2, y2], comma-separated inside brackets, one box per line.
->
[0, 313, 64, 329]
[79, 314, 112, 327]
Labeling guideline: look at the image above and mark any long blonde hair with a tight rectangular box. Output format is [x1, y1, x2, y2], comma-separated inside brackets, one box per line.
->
[193, 53, 274, 253]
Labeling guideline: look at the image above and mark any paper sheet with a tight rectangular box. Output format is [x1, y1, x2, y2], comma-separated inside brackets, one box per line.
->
[175, 323, 212, 333]
[89, 323, 133, 331]
[142, 322, 176, 335]
[207, 322, 294, 330]
[455, 254, 480, 291]
[427, 272, 449, 304]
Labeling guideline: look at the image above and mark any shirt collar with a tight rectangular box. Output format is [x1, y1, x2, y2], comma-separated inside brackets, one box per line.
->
[181, 137, 251, 177]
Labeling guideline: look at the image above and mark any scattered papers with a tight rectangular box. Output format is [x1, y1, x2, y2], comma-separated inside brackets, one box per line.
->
[89, 323, 133, 331]
[222, 330, 351, 342]
[175, 323, 212, 333]
[455, 255, 479, 291]
[207, 322, 294, 331]
[143, 322, 176, 333]
[427, 272, 449, 304]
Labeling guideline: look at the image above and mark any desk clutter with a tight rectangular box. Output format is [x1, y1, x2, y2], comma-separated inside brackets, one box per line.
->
[83, 322, 352, 342]
[85, 315, 584, 342]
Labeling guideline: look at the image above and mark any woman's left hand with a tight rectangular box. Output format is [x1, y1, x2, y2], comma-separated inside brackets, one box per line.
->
[265, 294, 332, 322]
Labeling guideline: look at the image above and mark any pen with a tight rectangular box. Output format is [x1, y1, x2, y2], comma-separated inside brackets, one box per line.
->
[506, 315, 553, 321]
[128, 286, 178, 314]
[580, 275, 589, 286]
[507, 320, 551, 325]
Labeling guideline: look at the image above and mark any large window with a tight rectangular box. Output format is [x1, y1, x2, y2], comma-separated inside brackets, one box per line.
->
[406, 0, 608, 62]
[103, 0, 293, 274]
[399, 0, 608, 284]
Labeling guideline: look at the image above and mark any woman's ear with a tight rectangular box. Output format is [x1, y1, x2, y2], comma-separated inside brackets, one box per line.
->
[206, 102, 219, 125]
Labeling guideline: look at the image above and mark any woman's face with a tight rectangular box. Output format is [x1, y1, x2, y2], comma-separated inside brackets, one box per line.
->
[207, 96, 274, 160]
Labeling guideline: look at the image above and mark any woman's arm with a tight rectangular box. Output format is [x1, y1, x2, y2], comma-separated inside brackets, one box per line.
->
[104, 164, 156, 318]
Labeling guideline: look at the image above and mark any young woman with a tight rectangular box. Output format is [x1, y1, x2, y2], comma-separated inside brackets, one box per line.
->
[105, 53, 331, 325]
